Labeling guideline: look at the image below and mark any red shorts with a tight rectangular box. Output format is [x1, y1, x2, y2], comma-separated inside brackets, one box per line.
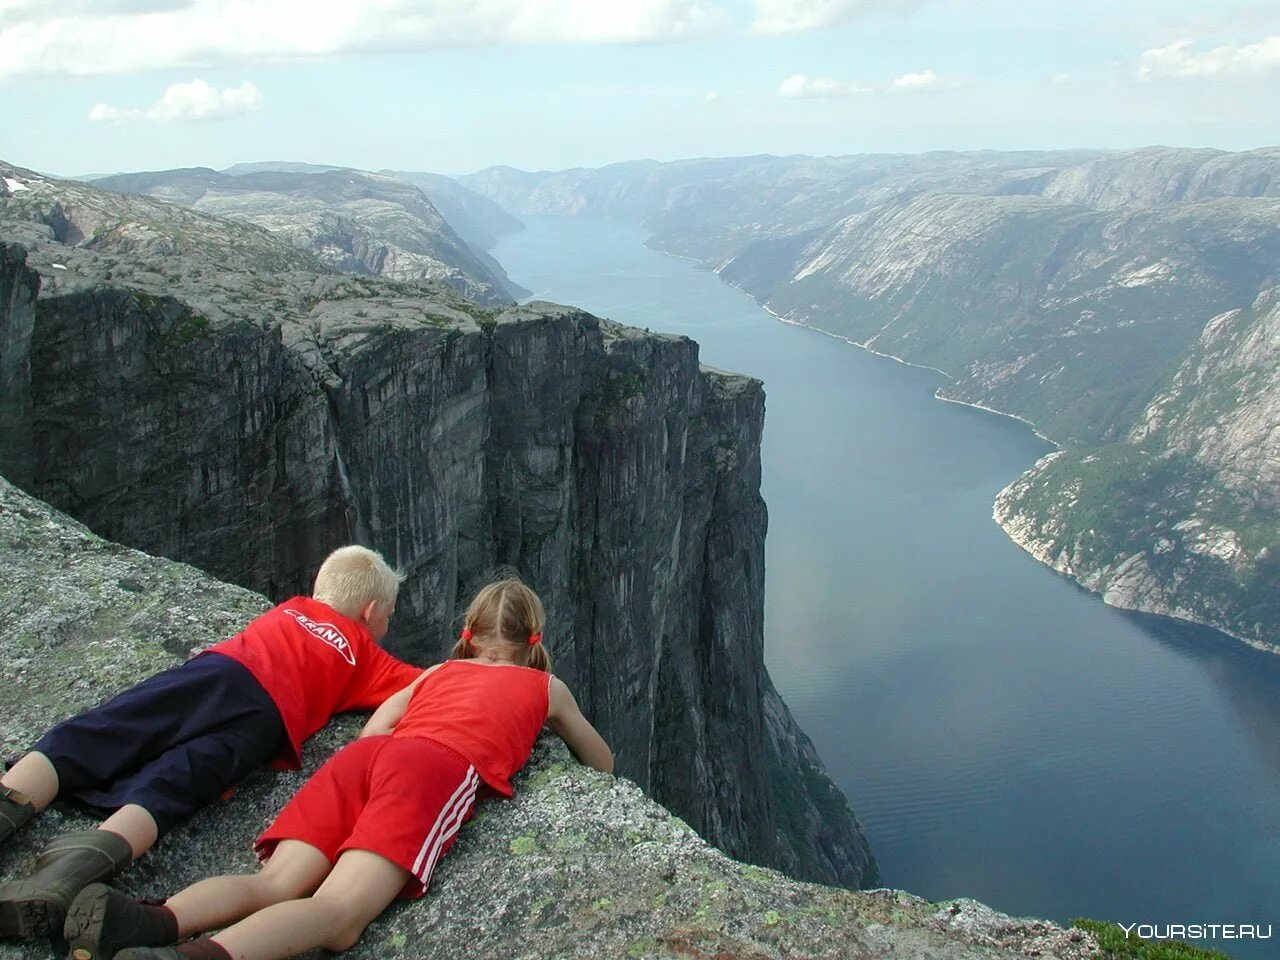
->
[255, 735, 480, 898]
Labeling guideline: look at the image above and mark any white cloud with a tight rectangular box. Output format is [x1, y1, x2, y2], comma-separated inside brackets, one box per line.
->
[0, 0, 730, 77]
[89, 80, 263, 123]
[704, 91, 721, 103]
[753, 0, 926, 34]
[1137, 36, 1280, 80]
[1046, 72, 1072, 85]
[778, 74, 872, 98]
[779, 69, 953, 98]
[889, 68, 956, 92]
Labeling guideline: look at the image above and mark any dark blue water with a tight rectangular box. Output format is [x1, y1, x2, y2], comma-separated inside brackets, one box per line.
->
[494, 216, 1280, 959]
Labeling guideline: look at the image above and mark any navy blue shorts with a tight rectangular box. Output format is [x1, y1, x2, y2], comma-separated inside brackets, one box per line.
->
[33, 652, 284, 834]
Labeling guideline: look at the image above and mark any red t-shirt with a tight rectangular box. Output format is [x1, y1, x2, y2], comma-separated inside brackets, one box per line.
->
[392, 659, 551, 796]
[208, 596, 423, 768]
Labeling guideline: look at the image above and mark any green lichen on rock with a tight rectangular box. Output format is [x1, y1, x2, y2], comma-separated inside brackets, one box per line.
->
[0, 476, 1100, 960]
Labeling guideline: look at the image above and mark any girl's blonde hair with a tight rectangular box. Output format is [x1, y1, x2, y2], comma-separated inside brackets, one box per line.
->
[312, 545, 404, 618]
[450, 575, 550, 672]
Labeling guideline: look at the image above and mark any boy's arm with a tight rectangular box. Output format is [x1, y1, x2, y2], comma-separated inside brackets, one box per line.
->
[547, 676, 614, 774]
[340, 646, 427, 713]
[358, 667, 436, 738]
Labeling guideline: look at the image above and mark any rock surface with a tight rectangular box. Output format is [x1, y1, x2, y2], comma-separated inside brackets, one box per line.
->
[0, 477, 1099, 960]
[0, 171, 873, 889]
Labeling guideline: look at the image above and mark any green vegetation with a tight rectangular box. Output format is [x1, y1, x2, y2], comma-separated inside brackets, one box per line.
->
[508, 834, 538, 855]
[593, 370, 648, 428]
[1008, 443, 1279, 640]
[1072, 919, 1234, 959]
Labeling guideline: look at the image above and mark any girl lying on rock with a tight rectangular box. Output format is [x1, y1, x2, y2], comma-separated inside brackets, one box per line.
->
[64, 576, 614, 960]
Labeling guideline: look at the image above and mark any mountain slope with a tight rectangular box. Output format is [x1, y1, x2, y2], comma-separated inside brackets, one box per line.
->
[90, 165, 523, 304]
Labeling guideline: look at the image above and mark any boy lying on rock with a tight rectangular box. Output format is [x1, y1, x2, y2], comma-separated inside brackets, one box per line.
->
[0, 545, 422, 947]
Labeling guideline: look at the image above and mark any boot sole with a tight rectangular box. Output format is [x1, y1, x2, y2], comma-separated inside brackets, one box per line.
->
[62, 883, 113, 960]
[0, 883, 60, 938]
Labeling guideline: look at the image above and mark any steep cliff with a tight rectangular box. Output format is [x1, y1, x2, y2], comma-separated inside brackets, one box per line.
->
[0, 476, 1098, 960]
[0, 168, 875, 888]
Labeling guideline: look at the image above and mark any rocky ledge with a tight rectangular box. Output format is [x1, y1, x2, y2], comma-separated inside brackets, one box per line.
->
[0, 476, 1099, 960]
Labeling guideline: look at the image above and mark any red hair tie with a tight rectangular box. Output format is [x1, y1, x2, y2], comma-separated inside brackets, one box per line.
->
[528, 632, 542, 646]
[460, 628, 473, 641]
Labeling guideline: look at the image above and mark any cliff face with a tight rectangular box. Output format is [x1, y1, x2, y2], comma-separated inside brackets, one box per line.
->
[0, 476, 1095, 960]
[0, 167, 875, 888]
[0, 243, 36, 485]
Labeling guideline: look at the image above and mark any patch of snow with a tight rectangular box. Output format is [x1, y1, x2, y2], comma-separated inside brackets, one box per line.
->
[51, 263, 67, 270]
[3, 177, 31, 193]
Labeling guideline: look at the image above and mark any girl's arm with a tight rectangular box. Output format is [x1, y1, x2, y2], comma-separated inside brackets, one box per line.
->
[547, 676, 614, 773]
[358, 665, 438, 738]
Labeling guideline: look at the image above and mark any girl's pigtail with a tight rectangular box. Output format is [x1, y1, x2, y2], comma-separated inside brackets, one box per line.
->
[449, 624, 476, 660]
[526, 639, 551, 673]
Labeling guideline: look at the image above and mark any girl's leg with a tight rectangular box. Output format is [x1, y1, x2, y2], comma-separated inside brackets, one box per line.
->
[210, 849, 408, 960]
[62, 841, 333, 960]
[164, 840, 332, 937]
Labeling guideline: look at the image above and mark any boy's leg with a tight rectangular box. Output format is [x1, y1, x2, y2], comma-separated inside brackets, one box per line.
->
[205, 849, 408, 960]
[2, 752, 59, 809]
[98, 806, 157, 860]
[0, 753, 58, 844]
[63, 841, 330, 960]
[0, 830, 131, 939]
[2, 665, 281, 940]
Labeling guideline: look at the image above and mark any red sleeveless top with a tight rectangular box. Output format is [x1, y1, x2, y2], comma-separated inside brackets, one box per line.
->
[393, 659, 551, 796]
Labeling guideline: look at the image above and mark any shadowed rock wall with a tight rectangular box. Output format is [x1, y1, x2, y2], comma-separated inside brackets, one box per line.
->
[0, 242, 874, 888]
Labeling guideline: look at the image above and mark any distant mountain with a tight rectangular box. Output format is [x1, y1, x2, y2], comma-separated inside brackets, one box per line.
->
[223, 161, 350, 176]
[90, 165, 525, 304]
[462, 147, 1280, 651]
[386, 170, 524, 252]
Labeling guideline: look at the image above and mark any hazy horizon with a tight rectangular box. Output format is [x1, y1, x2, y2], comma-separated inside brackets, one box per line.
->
[7, 141, 1278, 187]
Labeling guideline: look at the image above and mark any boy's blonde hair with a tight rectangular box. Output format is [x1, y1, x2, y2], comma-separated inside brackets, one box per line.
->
[451, 575, 550, 673]
[312, 545, 404, 618]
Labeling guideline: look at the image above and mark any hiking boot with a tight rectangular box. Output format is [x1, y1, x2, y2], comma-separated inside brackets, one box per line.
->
[0, 830, 132, 939]
[0, 787, 36, 845]
[63, 884, 177, 960]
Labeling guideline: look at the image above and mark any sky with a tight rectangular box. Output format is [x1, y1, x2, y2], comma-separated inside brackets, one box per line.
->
[1, 0, 1278, 177]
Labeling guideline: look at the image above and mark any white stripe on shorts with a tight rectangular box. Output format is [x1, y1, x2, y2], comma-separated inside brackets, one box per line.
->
[417, 773, 480, 886]
[411, 766, 479, 877]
